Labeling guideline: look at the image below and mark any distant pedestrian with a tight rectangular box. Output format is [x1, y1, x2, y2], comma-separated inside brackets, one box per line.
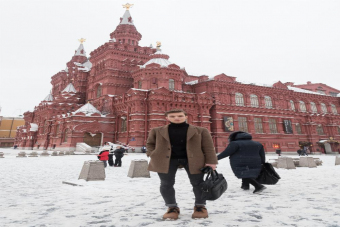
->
[276, 149, 281, 156]
[97, 146, 110, 168]
[141, 145, 147, 153]
[301, 146, 309, 156]
[218, 131, 266, 194]
[297, 148, 302, 156]
[114, 146, 125, 167]
[13, 145, 18, 149]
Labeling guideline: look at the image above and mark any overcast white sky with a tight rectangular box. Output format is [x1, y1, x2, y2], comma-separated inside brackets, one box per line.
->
[1, 0, 340, 117]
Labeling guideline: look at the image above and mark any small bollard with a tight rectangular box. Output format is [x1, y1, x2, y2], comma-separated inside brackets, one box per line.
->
[128, 159, 150, 178]
[59, 151, 65, 156]
[277, 157, 296, 169]
[0, 152, 4, 158]
[40, 151, 50, 157]
[335, 156, 340, 166]
[51, 151, 58, 156]
[28, 151, 38, 157]
[79, 161, 106, 181]
[16, 152, 27, 158]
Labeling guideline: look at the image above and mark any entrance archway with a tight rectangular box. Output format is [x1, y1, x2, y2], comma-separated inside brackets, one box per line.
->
[83, 132, 101, 147]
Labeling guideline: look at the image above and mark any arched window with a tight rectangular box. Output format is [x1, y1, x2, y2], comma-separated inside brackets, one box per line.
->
[310, 102, 317, 113]
[138, 81, 142, 89]
[250, 94, 259, 107]
[64, 129, 68, 142]
[169, 79, 175, 91]
[338, 126, 340, 134]
[331, 104, 337, 114]
[316, 125, 324, 135]
[43, 121, 47, 134]
[295, 123, 302, 134]
[235, 93, 244, 106]
[299, 101, 306, 112]
[290, 100, 295, 111]
[96, 84, 102, 98]
[264, 96, 273, 108]
[121, 117, 127, 132]
[321, 103, 327, 113]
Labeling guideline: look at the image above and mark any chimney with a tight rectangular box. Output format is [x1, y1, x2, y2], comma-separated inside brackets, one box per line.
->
[307, 81, 311, 85]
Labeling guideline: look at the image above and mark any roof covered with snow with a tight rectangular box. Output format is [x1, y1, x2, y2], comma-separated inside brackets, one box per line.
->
[287, 86, 325, 96]
[74, 103, 101, 115]
[74, 60, 92, 72]
[62, 83, 77, 93]
[43, 94, 53, 102]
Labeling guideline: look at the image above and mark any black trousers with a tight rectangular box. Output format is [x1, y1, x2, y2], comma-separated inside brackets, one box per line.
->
[102, 160, 107, 168]
[157, 159, 205, 207]
[114, 155, 122, 166]
[242, 178, 262, 189]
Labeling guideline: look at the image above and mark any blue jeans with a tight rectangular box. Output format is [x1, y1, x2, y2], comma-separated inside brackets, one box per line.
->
[157, 159, 205, 207]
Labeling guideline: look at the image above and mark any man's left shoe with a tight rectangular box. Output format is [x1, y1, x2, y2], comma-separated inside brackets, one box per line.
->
[253, 186, 267, 194]
[192, 206, 208, 219]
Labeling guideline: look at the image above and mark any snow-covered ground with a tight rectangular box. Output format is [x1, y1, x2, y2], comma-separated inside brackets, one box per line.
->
[0, 148, 339, 227]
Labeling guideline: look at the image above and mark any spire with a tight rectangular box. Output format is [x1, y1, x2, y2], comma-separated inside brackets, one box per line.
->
[74, 38, 87, 56]
[110, 4, 142, 44]
[62, 83, 77, 93]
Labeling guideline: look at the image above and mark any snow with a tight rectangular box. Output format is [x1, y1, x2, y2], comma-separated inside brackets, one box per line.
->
[62, 83, 77, 93]
[74, 103, 101, 115]
[142, 58, 172, 68]
[0, 149, 339, 227]
[287, 86, 326, 96]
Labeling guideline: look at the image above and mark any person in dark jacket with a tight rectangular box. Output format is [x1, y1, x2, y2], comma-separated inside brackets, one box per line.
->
[108, 150, 114, 167]
[114, 146, 125, 167]
[218, 131, 266, 194]
[98, 146, 110, 168]
[297, 148, 302, 156]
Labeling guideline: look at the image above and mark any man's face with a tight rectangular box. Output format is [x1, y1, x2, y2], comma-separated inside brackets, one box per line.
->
[166, 112, 188, 124]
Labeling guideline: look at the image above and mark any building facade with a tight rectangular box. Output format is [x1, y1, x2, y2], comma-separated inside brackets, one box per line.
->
[15, 6, 340, 154]
[0, 116, 25, 147]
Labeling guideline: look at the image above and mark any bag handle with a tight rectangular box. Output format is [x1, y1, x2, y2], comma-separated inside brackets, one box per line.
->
[204, 167, 220, 181]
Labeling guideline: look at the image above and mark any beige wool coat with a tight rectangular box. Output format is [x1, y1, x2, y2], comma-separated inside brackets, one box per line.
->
[146, 124, 218, 174]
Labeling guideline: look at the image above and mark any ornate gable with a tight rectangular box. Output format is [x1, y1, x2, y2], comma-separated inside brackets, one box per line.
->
[273, 81, 288, 89]
[213, 73, 236, 82]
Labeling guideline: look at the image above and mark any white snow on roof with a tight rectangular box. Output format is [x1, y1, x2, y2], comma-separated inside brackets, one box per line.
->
[74, 60, 92, 72]
[75, 44, 86, 56]
[142, 58, 172, 68]
[185, 80, 198, 85]
[74, 103, 101, 115]
[120, 10, 134, 25]
[131, 88, 149, 92]
[29, 123, 38, 132]
[43, 94, 53, 102]
[62, 83, 77, 93]
[287, 86, 325, 96]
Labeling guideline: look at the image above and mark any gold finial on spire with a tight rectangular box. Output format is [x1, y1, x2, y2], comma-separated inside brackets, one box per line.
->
[123, 3, 134, 10]
[78, 38, 86, 44]
[156, 41, 161, 49]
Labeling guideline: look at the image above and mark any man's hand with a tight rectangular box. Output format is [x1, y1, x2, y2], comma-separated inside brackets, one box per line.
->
[205, 164, 217, 170]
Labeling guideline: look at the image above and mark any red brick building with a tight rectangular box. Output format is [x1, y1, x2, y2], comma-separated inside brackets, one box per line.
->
[15, 6, 340, 154]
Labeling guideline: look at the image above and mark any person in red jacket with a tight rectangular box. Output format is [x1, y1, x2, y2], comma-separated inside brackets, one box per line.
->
[98, 146, 110, 168]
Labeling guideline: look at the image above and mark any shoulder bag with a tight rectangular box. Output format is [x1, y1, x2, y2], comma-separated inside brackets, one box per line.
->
[200, 168, 228, 201]
[256, 163, 281, 185]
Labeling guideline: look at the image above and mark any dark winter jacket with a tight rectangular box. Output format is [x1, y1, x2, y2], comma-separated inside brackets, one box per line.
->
[114, 148, 125, 157]
[98, 150, 109, 161]
[217, 132, 265, 179]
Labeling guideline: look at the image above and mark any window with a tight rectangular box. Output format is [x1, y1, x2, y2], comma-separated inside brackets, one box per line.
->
[316, 125, 324, 135]
[138, 81, 142, 89]
[121, 117, 127, 132]
[43, 121, 47, 134]
[299, 101, 306, 112]
[331, 104, 338, 114]
[169, 79, 175, 91]
[338, 126, 340, 134]
[264, 96, 273, 108]
[321, 103, 327, 113]
[295, 123, 302, 134]
[310, 102, 317, 113]
[250, 94, 259, 107]
[330, 92, 338, 97]
[235, 93, 244, 106]
[254, 117, 263, 133]
[317, 90, 326, 95]
[64, 129, 68, 142]
[238, 117, 248, 132]
[96, 84, 102, 98]
[290, 100, 295, 111]
[269, 118, 278, 134]
[55, 125, 60, 135]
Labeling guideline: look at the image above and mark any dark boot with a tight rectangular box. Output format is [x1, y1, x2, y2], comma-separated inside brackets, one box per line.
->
[241, 179, 250, 190]
[253, 185, 267, 194]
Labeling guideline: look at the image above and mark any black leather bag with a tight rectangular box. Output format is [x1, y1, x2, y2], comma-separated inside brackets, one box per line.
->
[256, 163, 281, 185]
[200, 168, 228, 201]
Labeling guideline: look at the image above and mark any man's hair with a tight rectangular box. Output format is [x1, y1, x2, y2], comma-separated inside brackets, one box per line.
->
[165, 109, 187, 116]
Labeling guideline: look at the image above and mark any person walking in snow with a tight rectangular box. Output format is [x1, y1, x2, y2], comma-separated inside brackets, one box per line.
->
[301, 146, 309, 156]
[146, 109, 218, 220]
[97, 146, 110, 168]
[217, 131, 266, 194]
[113, 146, 125, 167]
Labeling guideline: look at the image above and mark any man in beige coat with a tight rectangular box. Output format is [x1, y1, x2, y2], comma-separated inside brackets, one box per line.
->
[146, 109, 218, 220]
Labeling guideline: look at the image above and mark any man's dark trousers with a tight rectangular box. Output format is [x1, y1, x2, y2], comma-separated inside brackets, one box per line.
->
[157, 159, 205, 207]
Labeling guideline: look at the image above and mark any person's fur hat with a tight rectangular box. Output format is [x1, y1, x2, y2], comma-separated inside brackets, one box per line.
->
[102, 145, 111, 151]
